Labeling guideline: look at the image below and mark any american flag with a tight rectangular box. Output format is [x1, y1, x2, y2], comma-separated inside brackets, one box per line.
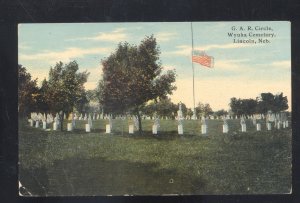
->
[192, 50, 214, 68]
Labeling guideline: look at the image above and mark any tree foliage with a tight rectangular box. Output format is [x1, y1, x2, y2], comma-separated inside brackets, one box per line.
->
[18, 65, 39, 117]
[41, 61, 89, 130]
[99, 35, 176, 133]
[214, 109, 228, 117]
[256, 92, 288, 113]
[44, 61, 89, 114]
[141, 98, 177, 119]
[230, 92, 288, 115]
[195, 102, 213, 117]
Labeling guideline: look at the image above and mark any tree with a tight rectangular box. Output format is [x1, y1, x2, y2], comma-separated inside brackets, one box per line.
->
[230, 97, 257, 116]
[99, 35, 176, 134]
[230, 92, 288, 116]
[156, 98, 177, 119]
[186, 108, 194, 119]
[18, 65, 39, 117]
[256, 92, 288, 113]
[214, 109, 228, 117]
[43, 61, 89, 131]
[36, 78, 50, 113]
[195, 102, 213, 117]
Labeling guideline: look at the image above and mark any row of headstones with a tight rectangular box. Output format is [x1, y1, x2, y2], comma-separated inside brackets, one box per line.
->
[29, 119, 151, 134]
[177, 120, 289, 135]
[30, 112, 104, 122]
[30, 118, 289, 135]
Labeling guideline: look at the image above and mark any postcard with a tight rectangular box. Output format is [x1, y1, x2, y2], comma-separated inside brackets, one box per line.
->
[18, 21, 291, 196]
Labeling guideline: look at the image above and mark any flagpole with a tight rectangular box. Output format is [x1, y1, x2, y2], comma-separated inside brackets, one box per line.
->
[191, 22, 196, 119]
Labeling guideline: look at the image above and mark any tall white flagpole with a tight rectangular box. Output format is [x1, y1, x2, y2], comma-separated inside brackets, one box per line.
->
[191, 22, 196, 120]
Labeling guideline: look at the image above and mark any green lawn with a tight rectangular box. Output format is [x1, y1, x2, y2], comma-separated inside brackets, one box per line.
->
[18, 118, 292, 196]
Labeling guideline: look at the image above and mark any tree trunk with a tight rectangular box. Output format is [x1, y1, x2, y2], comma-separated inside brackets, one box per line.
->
[59, 110, 64, 131]
[136, 109, 143, 136]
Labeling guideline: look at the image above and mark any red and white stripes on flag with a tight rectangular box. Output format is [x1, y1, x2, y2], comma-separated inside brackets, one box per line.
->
[192, 50, 214, 68]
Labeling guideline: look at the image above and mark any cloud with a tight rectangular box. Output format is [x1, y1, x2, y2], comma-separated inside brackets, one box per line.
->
[67, 28, 128, 42]
[214, 59, 250, 71]
[155, 32, 178, 42]
[271, 60, 290, 69]
[167, 43, 256, 56]
[19, 47, 113, 64]
[18, 43, 31, 50]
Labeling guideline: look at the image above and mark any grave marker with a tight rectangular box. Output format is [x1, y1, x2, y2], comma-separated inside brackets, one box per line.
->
[67, 123, 72, 131]
[223, 118, 228, 133]
[240, 117, 246, 132]
[129, 124, 134, 134]
[177, 102, 184, 135]
[85, 124, 90, 132]
[267, 122, 272, 130]
[53, 122, 57, 130]
[256, 123, 261, 131]
[106, 124, 111, 133]
[201, 117, 207, 135]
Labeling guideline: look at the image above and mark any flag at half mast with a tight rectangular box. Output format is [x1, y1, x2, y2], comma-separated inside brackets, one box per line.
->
[192, 50, 214, 68]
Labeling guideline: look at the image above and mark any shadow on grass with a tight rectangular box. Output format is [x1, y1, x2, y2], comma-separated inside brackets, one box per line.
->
[19, 156, 207, 196]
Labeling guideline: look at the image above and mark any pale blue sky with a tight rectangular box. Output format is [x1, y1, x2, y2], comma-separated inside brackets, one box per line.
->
[18, 22, 291, 111]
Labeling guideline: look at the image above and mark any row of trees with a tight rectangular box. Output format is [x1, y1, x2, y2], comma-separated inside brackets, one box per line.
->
[229, 93, 288, 116]
[18, 62, 90, 130]
[142, 98, 213, 120]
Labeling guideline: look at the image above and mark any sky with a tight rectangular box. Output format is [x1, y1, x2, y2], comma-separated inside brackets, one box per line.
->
[18, 22, 291, 111]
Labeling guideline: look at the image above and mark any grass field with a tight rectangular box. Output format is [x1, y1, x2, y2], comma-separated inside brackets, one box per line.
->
[19, 118, 292, 196]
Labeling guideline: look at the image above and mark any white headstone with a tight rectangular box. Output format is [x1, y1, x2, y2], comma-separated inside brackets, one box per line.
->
[35, 121, 39, 128]
[267, 122, 271, 130]
[106, 124, 111, 133]
[241, 124, 246, 132]
[201, 124, 207, 134]
[152, 125, 158, 135]
[256, 123, 261, 131]
[223, 124, 228, 133]
[30, 119, 34, 127]
[42, 121, 47, 130]
[285, 120, 289, 128]
[53, 122, 57, 130]
[129, 124, 134, 134]
[223, 118, 228, 133]
[283, 121, 286, 128]
[178, 124, 183, 135]
[67, 123, 72, 131]
[85, 124, 90, 132]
